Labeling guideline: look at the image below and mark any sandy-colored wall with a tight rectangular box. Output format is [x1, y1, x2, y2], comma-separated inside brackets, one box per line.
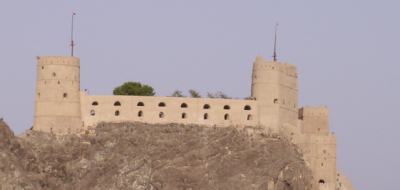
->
[81, 93, 258, 129]
[301, 134, 337, 190]
[251, 57, 298, 131]
[296, 106, 337, 190]
[34, 56, 82, 134]
[299, 106, 330, 135]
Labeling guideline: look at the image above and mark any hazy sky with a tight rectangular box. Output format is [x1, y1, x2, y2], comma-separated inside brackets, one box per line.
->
[0, 1, 399, 189]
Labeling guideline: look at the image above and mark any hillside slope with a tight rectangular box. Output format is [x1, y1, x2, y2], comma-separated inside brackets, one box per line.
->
[0, 120, 313, 190]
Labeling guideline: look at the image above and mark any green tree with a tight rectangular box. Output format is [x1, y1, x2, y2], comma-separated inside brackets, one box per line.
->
[188, 89, 201, 98]
[113, 82, 155, 96]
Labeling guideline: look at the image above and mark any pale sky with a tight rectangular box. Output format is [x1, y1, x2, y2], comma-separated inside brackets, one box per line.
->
[0, 1, 399, 189]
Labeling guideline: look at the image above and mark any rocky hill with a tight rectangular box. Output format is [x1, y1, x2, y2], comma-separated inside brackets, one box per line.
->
[0, 119, 313, 190]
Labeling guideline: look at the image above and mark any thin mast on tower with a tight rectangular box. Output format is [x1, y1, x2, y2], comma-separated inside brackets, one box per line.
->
[273, 22, 279, 62]
[70, 12, 76, 56]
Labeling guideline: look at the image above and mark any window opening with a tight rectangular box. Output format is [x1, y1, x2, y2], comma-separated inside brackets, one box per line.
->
[224, 113, 229, 120]
[247, 114, 252, 121]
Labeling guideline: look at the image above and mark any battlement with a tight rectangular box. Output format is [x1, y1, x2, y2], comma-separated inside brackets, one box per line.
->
[253, 56, 297, 78]
[37, 56, 80, 66]
[299, 106, 329, 118]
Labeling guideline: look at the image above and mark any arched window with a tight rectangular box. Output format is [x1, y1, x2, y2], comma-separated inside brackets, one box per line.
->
[203, 113, 209, 120]
[181, 113, 187, 119]
[138, 111, 143, 117]
[244, 105, 251, 110]
[63, 93, 68, 98]
[273, 99, 278, 104]
[114, 101, 121, 106]
[181, 103, 188, 108]
[224, 113, 229, 120]
[203, 104, 210, 109]
[318, 179, 325, 184]
[137, 102, 144, 106]
[159, 112, 164, 118]
[247, 114, 252, 121]
[115, 110, 120, 116]
[52, 72, 56, 77]
[90, 110, 95, 116]
[92, 101, 99, 106]
[223, 105, 230, 110]
[158, 102, 166, 107]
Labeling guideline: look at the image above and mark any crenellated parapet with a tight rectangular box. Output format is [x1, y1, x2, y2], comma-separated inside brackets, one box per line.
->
[252, 56, 298, 78]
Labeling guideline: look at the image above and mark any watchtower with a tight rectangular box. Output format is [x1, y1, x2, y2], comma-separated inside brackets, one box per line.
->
[251, 56, 299, 131]
[33, 56, 82, 134]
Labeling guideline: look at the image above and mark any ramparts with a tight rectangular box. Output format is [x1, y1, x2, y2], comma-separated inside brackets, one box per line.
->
[81, 94, 258, 129]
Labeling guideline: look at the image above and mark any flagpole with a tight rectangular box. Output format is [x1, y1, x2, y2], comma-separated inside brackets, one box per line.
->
[70, 13, 76, 57]
[273, 22, 278, 62]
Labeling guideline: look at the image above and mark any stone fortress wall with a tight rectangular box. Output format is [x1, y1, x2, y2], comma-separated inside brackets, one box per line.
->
[81, 95, 258, 129]
[32, 55, 354, 190]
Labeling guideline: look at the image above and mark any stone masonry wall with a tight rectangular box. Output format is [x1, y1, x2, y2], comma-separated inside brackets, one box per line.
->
[81, 93, 258, 130]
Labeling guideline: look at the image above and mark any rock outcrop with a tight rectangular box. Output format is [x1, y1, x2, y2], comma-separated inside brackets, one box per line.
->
[0, 121, 314, 190]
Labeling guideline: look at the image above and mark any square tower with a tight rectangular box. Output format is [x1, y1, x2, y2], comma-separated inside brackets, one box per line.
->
[33, 56, 83, 134]
[251, 56, 298, 131]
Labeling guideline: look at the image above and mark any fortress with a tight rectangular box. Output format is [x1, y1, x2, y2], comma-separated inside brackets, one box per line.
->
[32, 55, 354, 190]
